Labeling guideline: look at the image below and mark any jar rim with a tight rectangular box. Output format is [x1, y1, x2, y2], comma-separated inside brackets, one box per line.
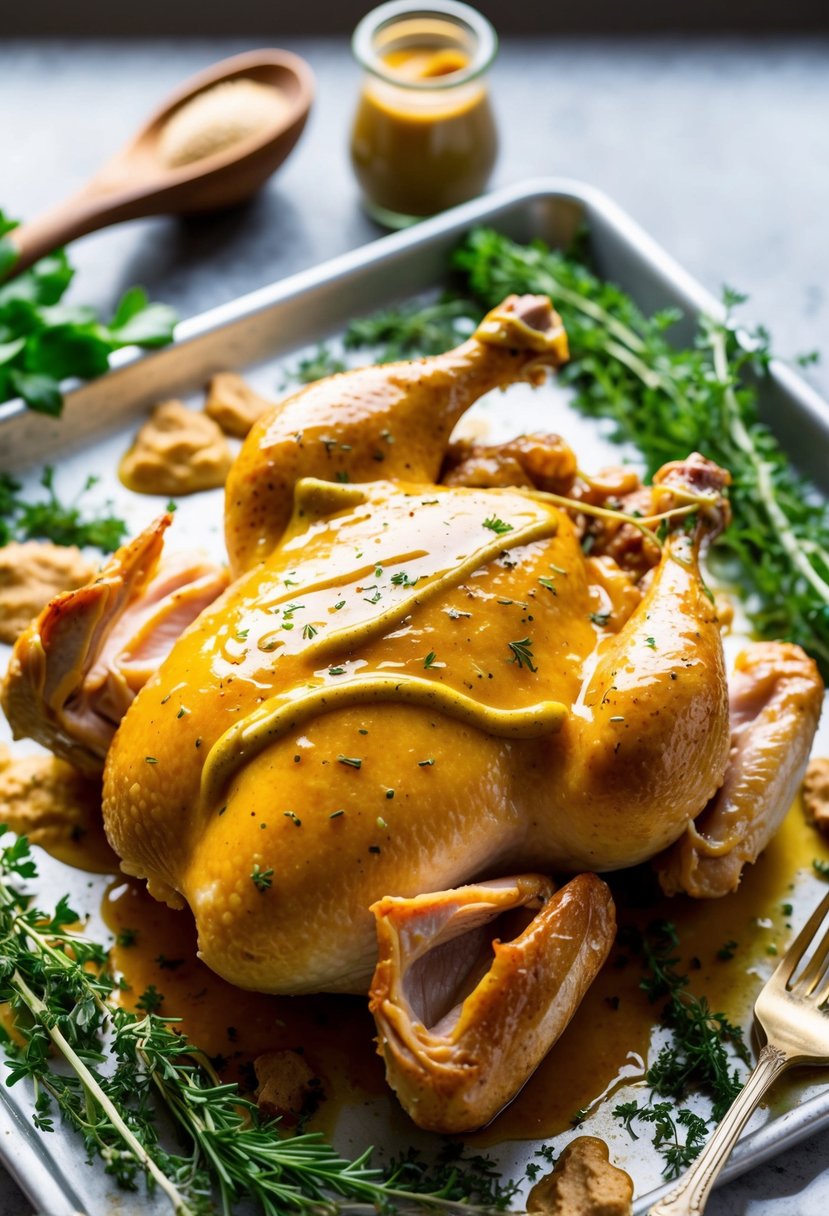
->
[352, 0, 498, 90]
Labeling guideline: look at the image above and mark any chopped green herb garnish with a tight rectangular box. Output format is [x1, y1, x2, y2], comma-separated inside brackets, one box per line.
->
[507, 637, 537, 672]
[338, 755, 362, 769]
[482, 515, 513, 535]
[144, 756, 158, 765]
[250, 864, 273, 892]
[423, 651, 438, 669]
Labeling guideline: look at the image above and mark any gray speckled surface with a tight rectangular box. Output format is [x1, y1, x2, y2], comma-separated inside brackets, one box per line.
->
[1, 33, 829, 1216]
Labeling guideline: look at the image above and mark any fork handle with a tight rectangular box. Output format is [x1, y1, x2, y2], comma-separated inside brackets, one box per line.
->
[646, 1042, 790, 1216]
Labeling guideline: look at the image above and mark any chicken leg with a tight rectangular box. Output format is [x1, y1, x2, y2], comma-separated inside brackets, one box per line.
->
[225, 294, 568, 574]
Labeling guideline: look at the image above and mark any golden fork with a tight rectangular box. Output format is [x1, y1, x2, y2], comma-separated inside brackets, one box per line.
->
[647, 887, 829, 1216]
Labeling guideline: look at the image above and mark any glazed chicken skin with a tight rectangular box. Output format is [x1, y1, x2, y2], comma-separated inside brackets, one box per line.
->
[3, 293, 823, 1134]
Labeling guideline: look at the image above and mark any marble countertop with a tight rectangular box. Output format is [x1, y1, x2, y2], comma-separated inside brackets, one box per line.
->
[1, 33, 829, 1216]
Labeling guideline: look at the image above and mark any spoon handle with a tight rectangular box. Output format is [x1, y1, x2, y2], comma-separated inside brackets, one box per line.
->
[5, 179, 147, 279]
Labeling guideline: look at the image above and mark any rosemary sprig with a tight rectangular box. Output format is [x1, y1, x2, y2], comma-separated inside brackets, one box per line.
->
[0, 829, 511, 1214]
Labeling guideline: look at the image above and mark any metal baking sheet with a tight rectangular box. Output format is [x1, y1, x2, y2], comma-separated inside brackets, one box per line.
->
[1, 177, 828, 1215]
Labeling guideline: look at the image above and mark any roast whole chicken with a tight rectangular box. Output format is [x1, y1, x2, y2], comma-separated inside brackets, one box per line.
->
[2, 295, 823, 1134]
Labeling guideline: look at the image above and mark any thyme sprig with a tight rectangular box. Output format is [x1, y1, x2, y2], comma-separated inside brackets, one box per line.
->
[452, 228, 829, 676]
[612, 921, 750, 1177]
[0, 830, 511, 1214]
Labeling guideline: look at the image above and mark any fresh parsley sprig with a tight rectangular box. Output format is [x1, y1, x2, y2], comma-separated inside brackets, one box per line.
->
[0, 210, 176, 416]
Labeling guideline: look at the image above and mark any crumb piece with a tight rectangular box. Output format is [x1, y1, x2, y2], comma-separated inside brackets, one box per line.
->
[804, 757, 829, 834]
[0, 745, 118, 873]
[254, 1049, 321, 1124]
[527, 1137, 633, 1216]
[119, 400, 232, 496]
[0, 540, 95, 644]
[204, 372, 273, 438]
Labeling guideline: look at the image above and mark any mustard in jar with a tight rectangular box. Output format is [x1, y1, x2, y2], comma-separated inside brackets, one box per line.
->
[350, 1, 498, 227]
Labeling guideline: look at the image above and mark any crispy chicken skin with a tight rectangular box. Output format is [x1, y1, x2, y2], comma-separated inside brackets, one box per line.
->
[224, 294, 568, 575]
[2, 293, 822, 1134]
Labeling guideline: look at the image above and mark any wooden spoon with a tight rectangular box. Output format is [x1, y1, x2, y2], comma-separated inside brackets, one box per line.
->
[4, 48, 314, 278]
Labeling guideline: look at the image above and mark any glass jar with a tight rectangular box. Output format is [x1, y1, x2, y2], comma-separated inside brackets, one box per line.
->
[350, 0, 498, 228]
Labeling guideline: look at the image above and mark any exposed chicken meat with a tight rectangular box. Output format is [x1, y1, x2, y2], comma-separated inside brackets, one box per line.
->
[656, 642, 823, 897]
[441, 432, 578, 493]
[370, 874, 614, 1133]
[1, 516, 228, 774]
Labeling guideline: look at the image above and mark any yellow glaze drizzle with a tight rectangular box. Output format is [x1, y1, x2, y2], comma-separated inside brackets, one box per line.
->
[201, 674, 567, 808]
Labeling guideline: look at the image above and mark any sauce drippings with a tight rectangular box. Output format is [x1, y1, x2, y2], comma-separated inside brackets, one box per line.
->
[102, 879, 386, 1132]
[101, 798, 829, 1144]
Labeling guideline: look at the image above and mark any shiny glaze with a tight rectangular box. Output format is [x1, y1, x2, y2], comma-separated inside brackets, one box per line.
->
[104, 473, 729, 996]
[223, 318, 565, 575]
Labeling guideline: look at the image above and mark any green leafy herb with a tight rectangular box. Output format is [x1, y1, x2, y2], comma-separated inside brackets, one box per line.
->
[0, 467, 127, 551]
[0, 213, 176, 415]
[452, 227, 829, 677]
[250, 863, 273, 892]
[483, 515, 513, 535]
[613, 1100, 708, 1178]
[281, 343, 346, 387]
[813, 858, 829, 878]
[344, 296, 478, 362]
[337, 755, 362, 769]
[612, 921, 750, 1176]
[507, 637, 537, 672]
[423, 651, 438, 669]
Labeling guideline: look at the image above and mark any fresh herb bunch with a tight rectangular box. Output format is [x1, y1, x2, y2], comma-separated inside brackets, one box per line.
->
[0, 466, 127, 551]
[0, 210, 177, 416]
[612, 921, 750, 1177]
[451, 228, 829, 676]
[0, 830, 508, 1215]
[344, 297, 478, 362]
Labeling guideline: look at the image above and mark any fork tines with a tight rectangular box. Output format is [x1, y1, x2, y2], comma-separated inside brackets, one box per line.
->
[774, 887, 829, 1004]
